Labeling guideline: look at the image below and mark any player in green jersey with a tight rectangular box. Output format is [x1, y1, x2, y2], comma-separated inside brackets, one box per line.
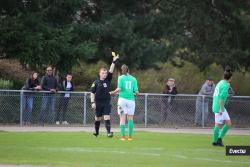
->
[110, 64, 139, 141]
[212, 67, 233, 147]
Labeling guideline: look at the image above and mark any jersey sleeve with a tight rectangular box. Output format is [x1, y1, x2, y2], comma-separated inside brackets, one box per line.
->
[133, 78, 139, 92]
[90, 81, 97, 93]
[118, 76, 122, 89]
[219, 85, 229, 101]
[107, 72, 112, 82]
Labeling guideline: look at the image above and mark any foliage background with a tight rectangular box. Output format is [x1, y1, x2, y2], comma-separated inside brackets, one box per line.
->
[1, 0, 250, 94]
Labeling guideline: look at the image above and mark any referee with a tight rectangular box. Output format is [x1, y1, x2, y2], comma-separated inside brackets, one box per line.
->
[90, 55, 119, 137]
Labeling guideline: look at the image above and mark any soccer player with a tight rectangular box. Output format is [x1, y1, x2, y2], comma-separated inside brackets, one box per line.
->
[110, 64, 139, 141]
[90, 55, 119, 138]
[212, 66, 233, 147]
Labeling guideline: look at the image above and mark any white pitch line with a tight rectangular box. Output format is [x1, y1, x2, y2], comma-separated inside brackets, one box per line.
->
[193, 157, 250, 164]
[171, 154, 187, 159]
[171, 153, 250, 165]
[35, 147, 161, 157]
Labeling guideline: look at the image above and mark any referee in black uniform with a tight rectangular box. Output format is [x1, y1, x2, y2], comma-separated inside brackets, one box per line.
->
[90, 55, 119, 137]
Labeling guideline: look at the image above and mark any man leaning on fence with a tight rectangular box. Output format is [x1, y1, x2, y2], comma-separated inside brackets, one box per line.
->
[39, 66, 58, 125]
[194, 77, 215, 126]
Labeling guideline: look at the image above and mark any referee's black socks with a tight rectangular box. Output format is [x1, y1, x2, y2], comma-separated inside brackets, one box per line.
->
[95, 121, 101, 135]
[105, 120, 111, 134]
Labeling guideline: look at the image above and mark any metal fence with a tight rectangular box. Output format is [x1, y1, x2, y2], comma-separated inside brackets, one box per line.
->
[0, 90, 249, 128]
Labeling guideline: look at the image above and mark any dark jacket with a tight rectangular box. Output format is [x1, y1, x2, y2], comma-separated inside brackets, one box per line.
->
[22, 78, 39, 90]
[40, 75, 58, 91]
[228, 86, 235, 97]
[61, 80, 74, 91]
[163, 85, 178, 95]
[162, 85, 178, 104]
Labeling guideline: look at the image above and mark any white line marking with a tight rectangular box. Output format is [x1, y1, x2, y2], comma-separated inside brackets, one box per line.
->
[35, 147, 161, 157]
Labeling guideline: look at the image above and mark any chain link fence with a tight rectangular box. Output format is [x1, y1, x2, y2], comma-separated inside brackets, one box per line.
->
[0, 90, 249, 128]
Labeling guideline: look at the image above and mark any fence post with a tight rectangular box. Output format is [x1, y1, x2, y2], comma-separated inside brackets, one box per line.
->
[20, 91, 23, 126]
[83, 92, 87, 126]
[201, 95, 205, 128]
[144, 93, 148, 128]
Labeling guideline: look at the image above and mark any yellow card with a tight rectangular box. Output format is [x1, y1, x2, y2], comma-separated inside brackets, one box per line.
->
[112, 51, 116, 57]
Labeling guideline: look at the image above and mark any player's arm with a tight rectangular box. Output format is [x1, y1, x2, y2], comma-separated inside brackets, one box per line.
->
[134, 91, 139, 96]
[133, 78, 139, 96]
[109, 55, 119, 73]
[90, 93, 96, 110]
[90, 93, 96, 111]
[90, 81, 97, 110]
[90, 93, 95, 103]
[110, 88, 120, 95]
[110, 76, 121, 95]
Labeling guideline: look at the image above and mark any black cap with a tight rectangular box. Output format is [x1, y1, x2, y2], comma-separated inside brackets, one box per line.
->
[207, 76, 213, 81]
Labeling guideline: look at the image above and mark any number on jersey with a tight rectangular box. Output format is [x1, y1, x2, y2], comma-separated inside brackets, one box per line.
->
[125, 81, 132, 90]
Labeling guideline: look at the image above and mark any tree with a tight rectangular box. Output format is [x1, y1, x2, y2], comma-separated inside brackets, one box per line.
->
[1, 0, 250, 72]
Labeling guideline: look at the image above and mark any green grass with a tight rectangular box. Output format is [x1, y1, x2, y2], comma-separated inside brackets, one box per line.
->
[0, 131, 249, 167]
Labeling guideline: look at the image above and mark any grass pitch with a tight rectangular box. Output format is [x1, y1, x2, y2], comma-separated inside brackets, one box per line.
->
[0, 131, 249, 167]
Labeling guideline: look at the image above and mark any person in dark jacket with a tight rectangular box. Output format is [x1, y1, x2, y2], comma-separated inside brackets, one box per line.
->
[22, 72, 41, 125]
[56, 73, 74, 125]
[160, 78, 178, 124]
[39, 66, 58, 125]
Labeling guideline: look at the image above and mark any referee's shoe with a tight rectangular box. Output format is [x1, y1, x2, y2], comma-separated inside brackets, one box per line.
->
[107, 132, 114, 138]
[93, 132, 114, 138]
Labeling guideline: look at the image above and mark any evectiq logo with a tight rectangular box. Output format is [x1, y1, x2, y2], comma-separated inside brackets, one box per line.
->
[226, 146, 250, 156]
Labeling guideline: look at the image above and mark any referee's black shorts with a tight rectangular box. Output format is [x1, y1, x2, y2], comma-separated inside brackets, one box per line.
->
[95, 102, 111, 117]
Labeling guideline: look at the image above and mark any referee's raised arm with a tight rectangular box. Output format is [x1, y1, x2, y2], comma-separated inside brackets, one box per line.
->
[109, 55, 119, 73]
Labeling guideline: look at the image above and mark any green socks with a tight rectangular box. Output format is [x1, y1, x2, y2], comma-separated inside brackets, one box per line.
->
[120, 120, 134, 137]
[213, 124, 230, 143]
[219, 124, 230, 139]
[213, 126, 220, 143]
[128, 120, 134, 137]
[120, 124, 126, 137]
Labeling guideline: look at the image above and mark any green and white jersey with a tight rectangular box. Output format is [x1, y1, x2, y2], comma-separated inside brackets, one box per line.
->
[117, 74, 138, 101]
[212, 80, 229, 113]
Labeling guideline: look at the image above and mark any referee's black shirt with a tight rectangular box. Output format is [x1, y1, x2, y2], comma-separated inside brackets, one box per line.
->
[91, 72, 112, 103]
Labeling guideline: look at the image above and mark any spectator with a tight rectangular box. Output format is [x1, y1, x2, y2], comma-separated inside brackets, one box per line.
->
[56, 73, 74, 125]
[228, 82, 235, 97]
[21, 72, 41, 125]
[195, 77, 215, 126]
[160, 78, 178, 124]
[226, 82, 235, 107]
[39, 66, 58, 125]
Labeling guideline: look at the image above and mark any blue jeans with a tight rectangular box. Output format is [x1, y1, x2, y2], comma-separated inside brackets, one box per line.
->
[39, 93, 56, 124]
[22, 94, 34, 123]
[195, 99, 208, 125]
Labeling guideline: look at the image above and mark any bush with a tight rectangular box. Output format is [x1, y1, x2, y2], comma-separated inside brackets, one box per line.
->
[71, 61, 250, 95]
[0, 79, 14, 89]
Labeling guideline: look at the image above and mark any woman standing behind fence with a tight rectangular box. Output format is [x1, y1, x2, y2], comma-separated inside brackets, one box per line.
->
[160, 78, 177, 124]
[56, 73, 74, 125]
[22, 72, 41, 125]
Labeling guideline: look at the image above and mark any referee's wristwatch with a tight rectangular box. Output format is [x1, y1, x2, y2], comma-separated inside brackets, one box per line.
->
[91, 102, 95, 104]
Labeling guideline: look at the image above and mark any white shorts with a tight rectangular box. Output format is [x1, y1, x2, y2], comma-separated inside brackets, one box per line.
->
[214, 109, 230, 124]
[118, 98, 135, 115]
